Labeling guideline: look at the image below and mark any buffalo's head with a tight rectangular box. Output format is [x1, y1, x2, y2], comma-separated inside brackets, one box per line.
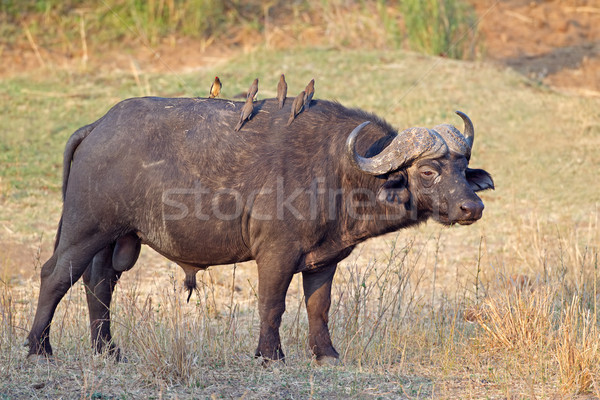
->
[346, 111, 494, 225]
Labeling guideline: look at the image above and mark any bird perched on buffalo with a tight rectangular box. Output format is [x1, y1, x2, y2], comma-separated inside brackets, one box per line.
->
[209, 76, 222, 98]
[277, 74, 287, 109]
[304, 78, 315, 109]
[234, 97, 254, 131]
[287, 90, 305, 126]
[247, 78, 259, 101]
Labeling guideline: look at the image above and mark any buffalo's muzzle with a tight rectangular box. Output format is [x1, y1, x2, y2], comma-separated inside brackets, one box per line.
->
[457, 199, 484, 223]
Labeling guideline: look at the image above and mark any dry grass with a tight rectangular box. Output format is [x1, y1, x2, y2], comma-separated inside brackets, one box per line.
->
[470, 218, 600, 396]
[1, 223, 599, 397]
[475, 284, 554, 352]
[473, 283, 600, 396]
[556, 295, 600, 395]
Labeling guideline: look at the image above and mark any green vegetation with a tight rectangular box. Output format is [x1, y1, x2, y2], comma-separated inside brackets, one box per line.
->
[401, 0, 478, 59]
[1, 0, 258, 60]
[1, 0, 478, 57]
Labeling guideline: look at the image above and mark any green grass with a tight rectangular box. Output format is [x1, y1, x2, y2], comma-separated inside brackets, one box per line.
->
[1, 47, 600, 398]
[1, 0, 242, 45]
[2, 0, 480, 59]
[401, 0, 478, 59]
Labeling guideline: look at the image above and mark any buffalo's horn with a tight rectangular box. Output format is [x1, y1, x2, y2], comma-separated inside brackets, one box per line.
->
[346, 121, 446, 176]
[346, 121, 386, 174]
[455, 110, 474, 151]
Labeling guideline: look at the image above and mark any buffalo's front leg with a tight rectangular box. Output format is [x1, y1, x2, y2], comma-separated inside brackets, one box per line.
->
[254, 255, 295, 362]
[82, 245, 122, 358]
[303, 264, 339, 364]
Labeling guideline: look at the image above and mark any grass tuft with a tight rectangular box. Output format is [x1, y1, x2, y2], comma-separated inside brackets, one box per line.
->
[472, 243, 600, 396]
[474, 282, 553, 352]
[555, 295, 600, 395]
[400, 0, 478, 59]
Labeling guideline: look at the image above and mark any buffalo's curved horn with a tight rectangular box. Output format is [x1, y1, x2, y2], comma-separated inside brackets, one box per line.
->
[346, 121, 446, 176]
[345, 121, 385, 174]
[455, 110, 474, 151]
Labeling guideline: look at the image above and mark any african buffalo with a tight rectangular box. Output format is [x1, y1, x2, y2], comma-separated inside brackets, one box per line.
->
[27, 95, 493, 364]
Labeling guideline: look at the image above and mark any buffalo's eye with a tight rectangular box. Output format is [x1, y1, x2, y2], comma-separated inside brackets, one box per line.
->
[420, 169, 437, 178]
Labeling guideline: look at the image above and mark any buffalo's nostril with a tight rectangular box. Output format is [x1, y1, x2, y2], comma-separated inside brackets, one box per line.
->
[460, 200, 484, 219]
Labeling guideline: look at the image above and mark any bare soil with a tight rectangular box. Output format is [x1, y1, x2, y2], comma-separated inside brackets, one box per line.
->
[472, 0, 600, 95]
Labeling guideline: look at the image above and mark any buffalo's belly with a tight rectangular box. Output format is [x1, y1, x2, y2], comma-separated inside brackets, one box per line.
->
[150, 245, 253, 267]
[136, 219, 252, 266]
[300, 245, 355, 272]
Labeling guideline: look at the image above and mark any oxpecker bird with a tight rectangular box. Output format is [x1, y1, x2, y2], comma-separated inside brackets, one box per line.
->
[304, 79, 315, 109]
[287, 90, 305, 126]
[247, 78, 259, 101]
[209, 76, 222, 98]
[234, 97, 254, 131]
[277, 74, 287, 109]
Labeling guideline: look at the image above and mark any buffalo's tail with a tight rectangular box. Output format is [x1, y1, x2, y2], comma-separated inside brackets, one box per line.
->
[62, 121, 100, 200]
[185, 272, 198, 303]
[54, 120, 100, 250]
[179, 265, 199, 303]
[53, 215, 63, 251]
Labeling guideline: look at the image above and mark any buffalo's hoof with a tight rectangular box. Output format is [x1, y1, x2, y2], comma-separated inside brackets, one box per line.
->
[314, 355, 339, 366]
[258, 356, 285, 368]
[99, 349, 127, 363]
[109, 347, 125, 363]
[113, 351, 128, 363]
[254, 347, 285, 367]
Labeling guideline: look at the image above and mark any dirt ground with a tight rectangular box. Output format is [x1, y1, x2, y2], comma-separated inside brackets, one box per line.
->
[2, 0, 599, 95]
[473, 0, 600, 95]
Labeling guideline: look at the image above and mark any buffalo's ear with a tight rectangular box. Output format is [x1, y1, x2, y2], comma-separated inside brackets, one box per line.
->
[466, 168, 494, 192]
[377, 175, 410, 205]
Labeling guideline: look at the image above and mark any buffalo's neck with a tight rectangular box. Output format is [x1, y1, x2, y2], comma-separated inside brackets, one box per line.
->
[343, 202, 425, 245]
[300, 200, 425, 272]
[322, 171, 424, 253]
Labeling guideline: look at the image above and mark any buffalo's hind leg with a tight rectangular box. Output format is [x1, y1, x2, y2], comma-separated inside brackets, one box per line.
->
[25, 252, 59, 356]
[27, 234, 113, 359]
[83, 233, 140, 360]
[83, 246, 119, 356]
[303, 264, 339, 365]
